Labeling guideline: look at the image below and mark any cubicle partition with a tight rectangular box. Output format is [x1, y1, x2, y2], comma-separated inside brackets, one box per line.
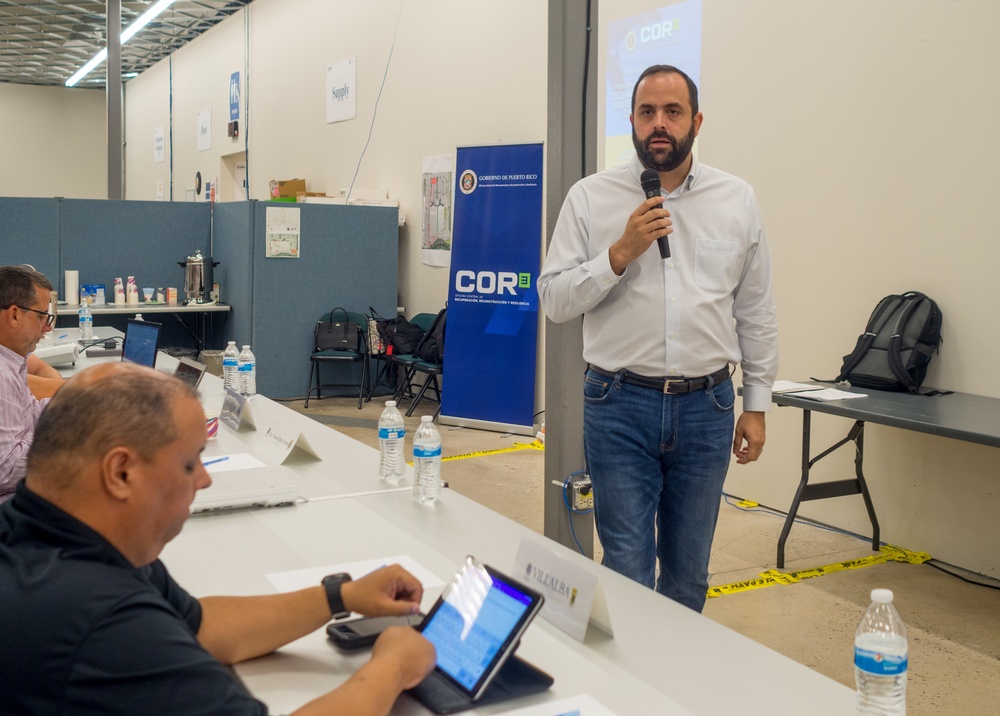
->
[244, 202, 398, 399]
[0, 197, 399, 400]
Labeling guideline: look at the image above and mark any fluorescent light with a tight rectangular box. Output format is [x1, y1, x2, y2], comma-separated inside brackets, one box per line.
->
[121, 0, 176, 44]
[65, 0, 177, 87]
[66, 48, 107, 87]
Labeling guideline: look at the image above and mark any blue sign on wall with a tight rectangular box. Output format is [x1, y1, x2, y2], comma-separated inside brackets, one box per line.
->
[229, 71, 240, 121]
[443, 143, 543, 431]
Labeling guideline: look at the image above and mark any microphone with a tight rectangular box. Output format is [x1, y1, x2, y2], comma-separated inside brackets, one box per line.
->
[640, 168, 670, 259]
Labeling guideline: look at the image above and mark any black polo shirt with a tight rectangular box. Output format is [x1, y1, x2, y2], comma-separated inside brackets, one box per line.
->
[0, 482, 267, 715]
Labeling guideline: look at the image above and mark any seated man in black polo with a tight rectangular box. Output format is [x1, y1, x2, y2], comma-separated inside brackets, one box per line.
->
[0, 362, 435, 715]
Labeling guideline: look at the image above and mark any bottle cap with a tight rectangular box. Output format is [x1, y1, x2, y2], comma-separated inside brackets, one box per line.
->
[385, 400, 397, 407]
[242, 345, 250, 349]
[871, 588, 894, 604]
[421, 415, 433, 422]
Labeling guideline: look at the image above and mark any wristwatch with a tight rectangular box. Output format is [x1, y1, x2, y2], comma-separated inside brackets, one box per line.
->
[322, 573, 353, 619]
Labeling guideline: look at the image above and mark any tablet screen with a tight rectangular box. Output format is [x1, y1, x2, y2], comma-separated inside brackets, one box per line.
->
[420, 557, 543, 699]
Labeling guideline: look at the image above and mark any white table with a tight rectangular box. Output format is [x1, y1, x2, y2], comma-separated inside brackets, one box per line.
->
[164, 492, 856, 715]
[57, 342, 855, 714]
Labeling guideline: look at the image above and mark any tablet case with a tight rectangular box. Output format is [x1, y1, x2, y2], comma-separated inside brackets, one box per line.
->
[407, 652, 553, 715]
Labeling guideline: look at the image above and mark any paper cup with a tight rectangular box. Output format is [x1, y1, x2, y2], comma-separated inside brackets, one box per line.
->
[205, 413, 220, 440]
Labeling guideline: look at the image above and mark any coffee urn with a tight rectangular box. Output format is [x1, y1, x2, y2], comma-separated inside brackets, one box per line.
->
[178, 250, 219, 305]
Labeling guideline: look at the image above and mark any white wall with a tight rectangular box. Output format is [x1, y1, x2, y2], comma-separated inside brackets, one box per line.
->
[123, 0, 549, 317]
[0, 84, 106, 198]
[693, 0, 1000, 576]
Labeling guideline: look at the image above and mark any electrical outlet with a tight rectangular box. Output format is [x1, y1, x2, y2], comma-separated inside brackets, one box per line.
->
[571, 478, 594, 511]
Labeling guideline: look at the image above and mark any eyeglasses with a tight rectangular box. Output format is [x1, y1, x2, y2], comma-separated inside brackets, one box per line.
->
[14, 305, 57, 327]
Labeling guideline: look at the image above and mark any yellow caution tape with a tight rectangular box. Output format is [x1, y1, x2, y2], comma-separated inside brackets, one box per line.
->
[706, 545, 932, 599]
[735, 499, 759, 508]
[406, 440, 544, 465]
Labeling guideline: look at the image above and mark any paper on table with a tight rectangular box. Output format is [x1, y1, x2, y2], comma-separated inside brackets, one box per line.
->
[203, 453, 268, 473]
[772, 380, 826, 394]
[266, 555, 445, 594]
[794, 388, 867, 401]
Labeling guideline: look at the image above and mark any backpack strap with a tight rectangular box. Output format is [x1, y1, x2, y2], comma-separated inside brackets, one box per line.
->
[835, 295, 903, 382]
[886, 294, 924, 393]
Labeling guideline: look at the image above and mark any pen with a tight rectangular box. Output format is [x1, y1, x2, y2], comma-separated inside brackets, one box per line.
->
[203, 456, 229, 467]
[58, 334, 68, 339]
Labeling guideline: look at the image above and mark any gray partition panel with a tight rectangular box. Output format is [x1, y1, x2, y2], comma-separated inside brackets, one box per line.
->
[248, 202, 398, 399]
[60, 199, 210, 293]
[0, 198, 61, 288]
[211, 201, 253, 352]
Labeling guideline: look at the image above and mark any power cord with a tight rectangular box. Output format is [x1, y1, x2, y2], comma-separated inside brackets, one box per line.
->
[560, 470, 593, 555]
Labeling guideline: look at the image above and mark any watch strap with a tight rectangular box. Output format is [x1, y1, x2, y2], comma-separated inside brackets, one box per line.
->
[322, 573, 352, 619]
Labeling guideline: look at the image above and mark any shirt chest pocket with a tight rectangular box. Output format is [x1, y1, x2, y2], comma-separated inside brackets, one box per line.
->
[694, 238, 742, 293]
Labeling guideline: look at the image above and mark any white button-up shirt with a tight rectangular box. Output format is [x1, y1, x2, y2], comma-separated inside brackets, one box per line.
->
[538, 155, 779, 411]
[0, 344, 48, 502]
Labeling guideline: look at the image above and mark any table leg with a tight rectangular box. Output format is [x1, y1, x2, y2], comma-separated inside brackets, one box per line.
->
[776, 413, 881, 569]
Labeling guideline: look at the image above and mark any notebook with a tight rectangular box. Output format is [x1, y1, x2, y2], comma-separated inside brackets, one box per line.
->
[121, 318, 161, 368]
[190, 466, 300, 514]
[408, 557, 551, 714]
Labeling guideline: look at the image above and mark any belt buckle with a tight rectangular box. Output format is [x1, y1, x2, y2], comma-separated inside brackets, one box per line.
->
[663, 379, 687, 395]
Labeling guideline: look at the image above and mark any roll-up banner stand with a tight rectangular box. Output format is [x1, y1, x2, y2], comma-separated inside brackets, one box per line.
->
[440, 143, 543, 435]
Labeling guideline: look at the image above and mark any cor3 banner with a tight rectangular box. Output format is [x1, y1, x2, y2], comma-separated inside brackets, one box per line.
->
[441, 143, 543, 433]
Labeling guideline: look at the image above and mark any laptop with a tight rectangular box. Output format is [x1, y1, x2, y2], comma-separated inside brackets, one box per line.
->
[121, 318, 161, 368]
[173, 356, 207, 389]
[190, 465, 300, 514]
[408, 556, 551, 714]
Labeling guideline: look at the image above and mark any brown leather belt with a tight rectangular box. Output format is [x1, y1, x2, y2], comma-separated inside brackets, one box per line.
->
[589, 365, 731, 395]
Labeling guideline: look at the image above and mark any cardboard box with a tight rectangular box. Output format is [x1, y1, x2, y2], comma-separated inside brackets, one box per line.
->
[81, 284, 106, 305]
[296, 192, 327, 201]
[269, 178, 307, 198]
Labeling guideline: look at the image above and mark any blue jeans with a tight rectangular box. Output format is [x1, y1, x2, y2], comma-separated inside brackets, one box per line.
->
[583, 368, 735, 612]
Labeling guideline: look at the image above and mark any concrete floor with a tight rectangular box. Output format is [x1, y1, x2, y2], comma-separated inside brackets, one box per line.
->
[290, 396, 1000, 716]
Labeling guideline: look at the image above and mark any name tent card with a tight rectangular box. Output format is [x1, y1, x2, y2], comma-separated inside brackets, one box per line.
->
[258, 416, 320, 465]
[513, 537, 614, 642]
[220, 388, 256, 431]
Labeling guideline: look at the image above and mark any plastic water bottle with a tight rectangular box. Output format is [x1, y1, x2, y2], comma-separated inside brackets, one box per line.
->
[222, 341, 239, 392]
[237, 344, 256, 397]
[855, 588, 908, 715]
[412, 415, 442, 504]
[78, 302, 93, 340]
[378, 401, 406, 484]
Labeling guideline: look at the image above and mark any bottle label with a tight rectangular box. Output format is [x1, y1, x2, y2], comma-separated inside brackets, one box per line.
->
[413, 445, 441, 458]
[223, 358, 238, 366]
[379, 428, 406, 440]
[854, 647, 908, 675]
[238, 363, 254, 372]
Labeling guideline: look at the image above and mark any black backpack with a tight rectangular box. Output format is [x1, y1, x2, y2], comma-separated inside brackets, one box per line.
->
[415, 308, 446, 364]
[835, 292, 943, 394]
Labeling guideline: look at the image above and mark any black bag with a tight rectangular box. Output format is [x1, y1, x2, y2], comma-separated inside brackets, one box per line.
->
[415, 308, 447, 364]
[835, 292, 943, 393]
[315, 307, 361, 351]
[367, 307, 405, 355]
[385, 321, 425, 355]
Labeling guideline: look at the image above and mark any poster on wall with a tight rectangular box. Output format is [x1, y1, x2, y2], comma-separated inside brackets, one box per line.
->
[441, 143, 543, 434]
[265, 206, 301, 258]
[153, 127, 165, 163]
[197, 108, 212, 152]
[421, 154, 453, 267]
[326, 56, 357, 124]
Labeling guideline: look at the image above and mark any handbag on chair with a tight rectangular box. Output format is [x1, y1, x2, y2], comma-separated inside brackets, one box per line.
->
[315, 307, 360, 351]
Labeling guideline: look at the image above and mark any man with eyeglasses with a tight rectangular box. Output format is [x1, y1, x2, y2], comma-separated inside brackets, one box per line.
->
[0, 265, 59, 502]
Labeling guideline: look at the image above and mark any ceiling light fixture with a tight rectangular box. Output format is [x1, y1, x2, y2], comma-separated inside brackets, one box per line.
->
[66, 0, 177, 87]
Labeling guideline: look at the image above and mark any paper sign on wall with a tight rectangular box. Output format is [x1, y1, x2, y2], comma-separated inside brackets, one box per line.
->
[326, 56, 357, 124]
[513, 537, 614, 642]
[196, 108, 212, 152]
[153, 126, 165, 163]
